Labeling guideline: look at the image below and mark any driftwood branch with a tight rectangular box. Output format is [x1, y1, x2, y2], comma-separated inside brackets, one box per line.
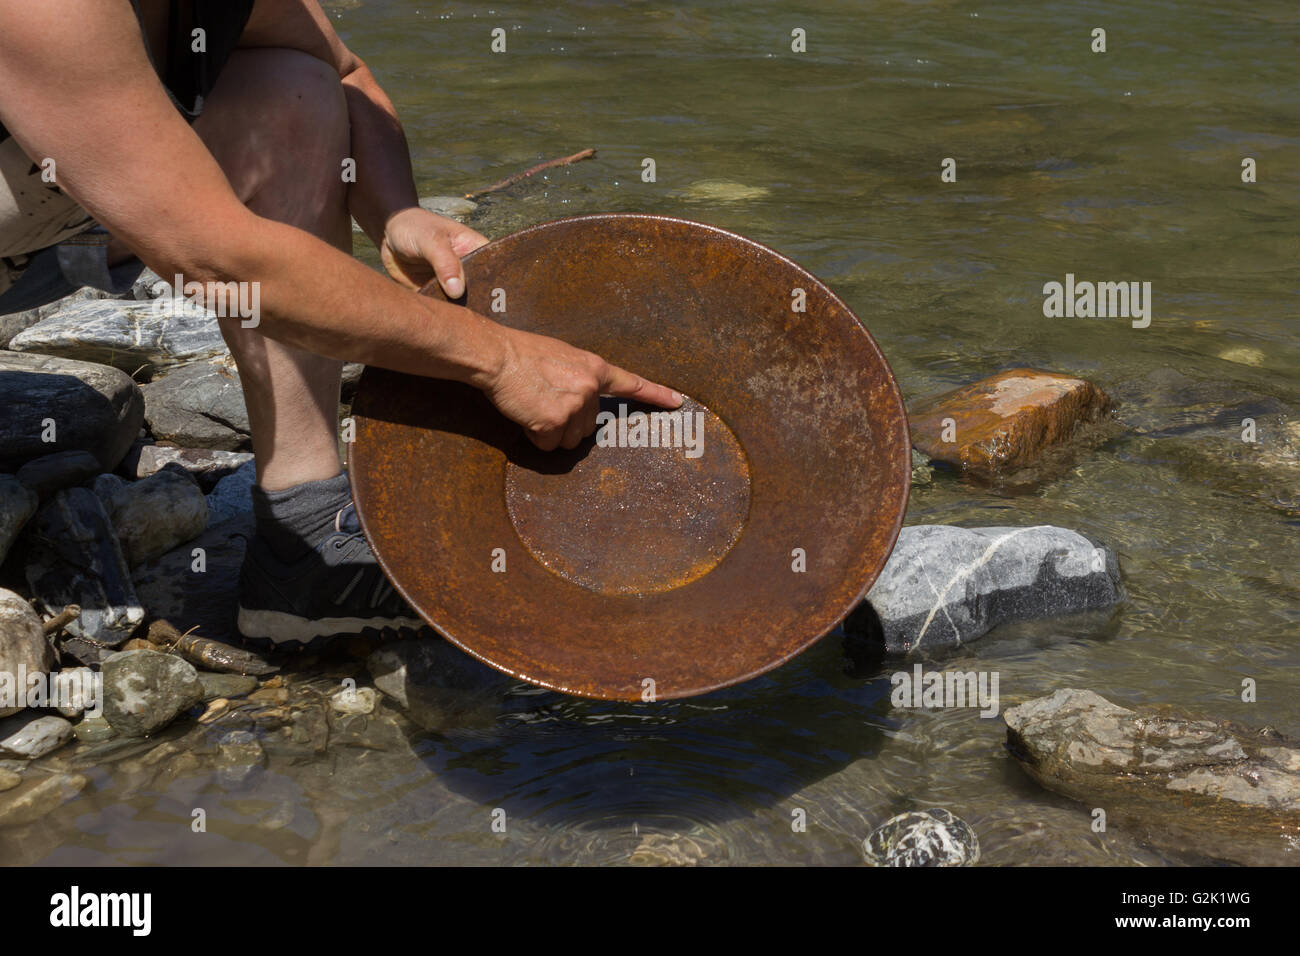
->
[43, 604, 81, 635]
[464, 148, 596, 201]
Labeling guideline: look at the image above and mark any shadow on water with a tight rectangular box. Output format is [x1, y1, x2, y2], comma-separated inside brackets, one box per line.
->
[408, 634, 896, 834]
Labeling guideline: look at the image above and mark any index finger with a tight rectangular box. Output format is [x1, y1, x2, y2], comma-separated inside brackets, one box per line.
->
[601, 363, 683, 409]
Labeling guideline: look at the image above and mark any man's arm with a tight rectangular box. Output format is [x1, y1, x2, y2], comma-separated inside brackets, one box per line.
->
[239, 0, 479, 295]
[0, 0, 678, 451]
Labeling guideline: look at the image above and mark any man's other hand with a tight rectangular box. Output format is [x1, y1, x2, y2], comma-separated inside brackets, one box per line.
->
[380, 206, 488, 297]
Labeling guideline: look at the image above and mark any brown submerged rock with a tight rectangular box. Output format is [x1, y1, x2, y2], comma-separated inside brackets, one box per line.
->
[1004, 689, 1300, 864]
[909, 369, 1112, 476]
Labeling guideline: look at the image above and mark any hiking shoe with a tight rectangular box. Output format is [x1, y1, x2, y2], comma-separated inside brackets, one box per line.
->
[237, 500, 426, 651]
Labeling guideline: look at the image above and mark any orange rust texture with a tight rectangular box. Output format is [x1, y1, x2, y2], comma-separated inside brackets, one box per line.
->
[908, 368, 1112, 476]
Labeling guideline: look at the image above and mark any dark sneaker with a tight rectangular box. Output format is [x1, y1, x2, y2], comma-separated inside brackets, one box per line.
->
[237, 500, 426, 651]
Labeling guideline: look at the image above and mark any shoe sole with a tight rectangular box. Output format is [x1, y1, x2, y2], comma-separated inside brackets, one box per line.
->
[237, 606, 427, 647]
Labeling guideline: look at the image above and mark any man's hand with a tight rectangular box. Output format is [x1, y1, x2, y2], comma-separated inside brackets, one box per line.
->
[485, 328, 682, 451]
[380, 206, 487, 297]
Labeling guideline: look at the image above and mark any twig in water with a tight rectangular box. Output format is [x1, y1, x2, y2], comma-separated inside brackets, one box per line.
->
[464, 148, 596, 201]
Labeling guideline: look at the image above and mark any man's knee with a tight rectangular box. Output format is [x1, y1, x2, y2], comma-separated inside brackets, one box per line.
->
[255, 48, 350, 153]
[197, 48, 351, 196]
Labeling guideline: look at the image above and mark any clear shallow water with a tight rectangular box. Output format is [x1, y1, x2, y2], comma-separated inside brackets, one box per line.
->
[10, 0, 1299, 865]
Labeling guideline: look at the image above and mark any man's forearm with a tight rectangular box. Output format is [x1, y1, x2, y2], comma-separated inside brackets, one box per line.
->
[342, 61, 420, 244]
[184, 207, 507, 387]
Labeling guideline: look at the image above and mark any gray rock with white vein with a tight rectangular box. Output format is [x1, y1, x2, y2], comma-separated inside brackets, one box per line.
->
[9, 297, 226, 377]
[856, 525, 1122, 655]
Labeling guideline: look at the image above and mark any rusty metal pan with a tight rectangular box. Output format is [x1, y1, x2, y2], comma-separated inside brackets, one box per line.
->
[349, 213, 909, 701]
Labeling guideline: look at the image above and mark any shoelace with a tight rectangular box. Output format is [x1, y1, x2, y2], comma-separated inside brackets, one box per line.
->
[329, 504, 397, 609]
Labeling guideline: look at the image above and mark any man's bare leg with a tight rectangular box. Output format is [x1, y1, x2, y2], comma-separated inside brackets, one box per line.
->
[166, 47, 422, 647]
[193, 47, 351, 492]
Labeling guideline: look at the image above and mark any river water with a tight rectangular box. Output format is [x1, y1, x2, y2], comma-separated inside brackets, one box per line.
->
[10, 0, 1299, 865]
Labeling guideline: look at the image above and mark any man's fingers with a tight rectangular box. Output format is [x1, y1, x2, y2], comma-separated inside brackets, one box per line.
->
[560, 393, 601, 449]
[529, 426, 562, 452]
[419, 233, 467, 299]
[600, 363, 682, 409]
[451, 227, 490, 257]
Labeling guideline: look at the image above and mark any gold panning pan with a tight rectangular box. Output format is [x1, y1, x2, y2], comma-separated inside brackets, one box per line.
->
[350, 214, 909, 700]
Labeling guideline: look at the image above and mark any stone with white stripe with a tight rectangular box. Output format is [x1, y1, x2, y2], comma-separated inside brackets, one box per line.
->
[853, 525, 1122, 655]
[8, 297, 226, 377]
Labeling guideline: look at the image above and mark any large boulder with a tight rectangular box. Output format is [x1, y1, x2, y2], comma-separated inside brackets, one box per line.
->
[139, 354, 249, 450]
[0, 286, 115, 348]
[909, 369, 1112, 477]
[24, 487, 144, 646]
[0, 589, 56, 718]
[1004, 689, 1300, 863]
[851, 524, 1122, 655]
[100, 648, 202, 737]
[0, 352, 144, 472]
[0, 476, 38, 568]
[8, 297, 226, 378]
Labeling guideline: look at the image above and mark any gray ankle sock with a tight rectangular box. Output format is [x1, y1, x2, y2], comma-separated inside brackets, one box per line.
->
[251, 471, 352, 562]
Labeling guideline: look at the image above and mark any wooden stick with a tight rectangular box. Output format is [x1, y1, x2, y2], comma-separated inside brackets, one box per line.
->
[464, 148, 596, 201]
[43, 604, 81, 635]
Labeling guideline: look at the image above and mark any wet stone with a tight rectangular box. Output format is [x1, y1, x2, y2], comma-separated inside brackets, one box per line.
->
[0, 772, 86, 827]
[418, 195, 479, 220]
[0, 768, 20, 791]
[215, 730, 266, 787]
[0, 712, 75, 759]
[198, 672, 259, 701]
[0, 588, 57, 718]
[850, 524, 1123, 655]
[909, 448, 933, 487]
[330, 685, 378, 715]
[367, 637, 508, 732]
[101, 649, 203, 737]
[1004, 689, 1300, 819]
[49, 666, 96, 718]
[908, 368, 1112, 477]
[24, 487, 144, 645]
[73, 715, 116, 743]
[863, 809, 981, 867]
